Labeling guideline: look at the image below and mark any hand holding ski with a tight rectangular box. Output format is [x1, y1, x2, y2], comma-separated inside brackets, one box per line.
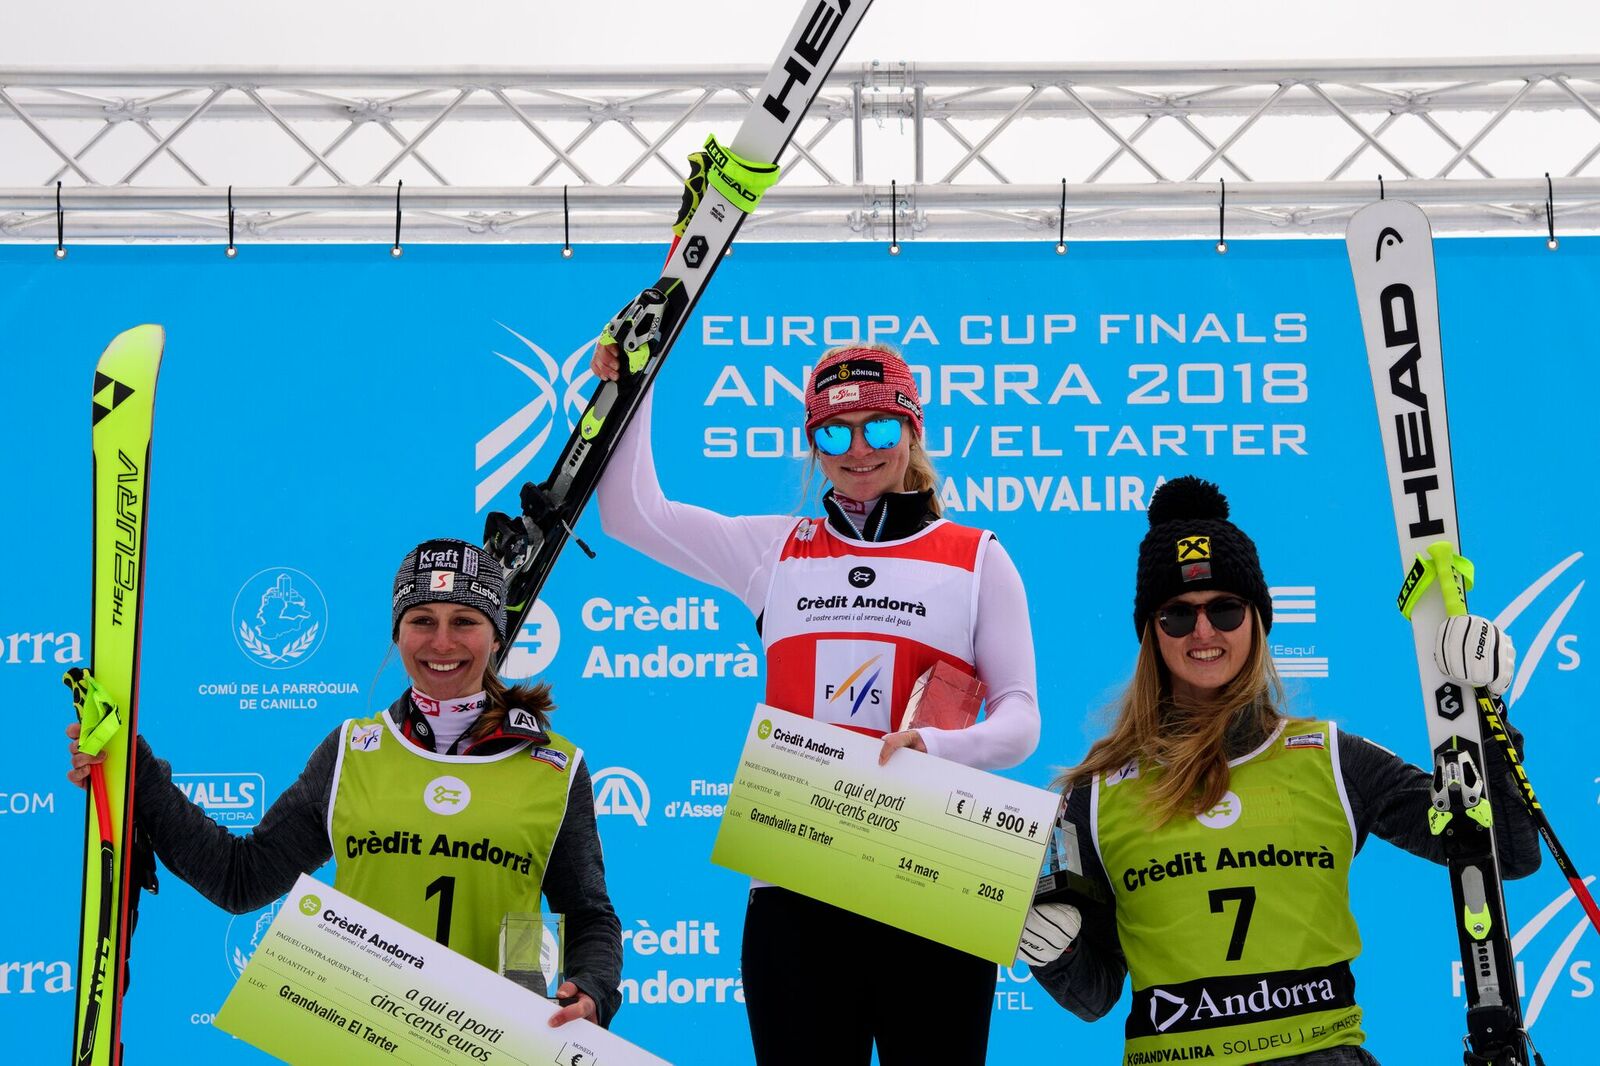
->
[1348, 201, 1536, 1065]
[1406, 542, 1600, 939]
[70, 324, 164, 1066]
[481, 0, 873, 671]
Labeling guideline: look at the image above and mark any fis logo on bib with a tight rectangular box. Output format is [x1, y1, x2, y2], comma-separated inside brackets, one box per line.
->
[593, 767, 651, 826]
[476, 327, 596, 513]
[814, 641, 894, 732]
[350, 724, 383, 751]
[232, 568, 328, 670]
[173, 773, 265, 830]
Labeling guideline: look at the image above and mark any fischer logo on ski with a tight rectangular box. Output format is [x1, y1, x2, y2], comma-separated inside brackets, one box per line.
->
[73, 324, 165, 1066]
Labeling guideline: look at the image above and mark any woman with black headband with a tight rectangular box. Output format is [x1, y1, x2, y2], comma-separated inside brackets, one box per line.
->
[591, 341, 1040, 1065]
[69, 537, 623, 1028]
[1018, 476, 1540, 1065]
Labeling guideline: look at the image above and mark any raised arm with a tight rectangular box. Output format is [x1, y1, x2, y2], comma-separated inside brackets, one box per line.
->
[596, 387, 795, 614]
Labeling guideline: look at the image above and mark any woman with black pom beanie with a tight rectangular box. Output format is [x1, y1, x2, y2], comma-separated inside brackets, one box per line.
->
[1017, 476, 1540, 1066]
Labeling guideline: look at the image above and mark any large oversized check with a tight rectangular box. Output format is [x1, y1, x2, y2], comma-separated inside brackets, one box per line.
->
[214, 874, 668, 1066]
[711, 705, 1060, 965]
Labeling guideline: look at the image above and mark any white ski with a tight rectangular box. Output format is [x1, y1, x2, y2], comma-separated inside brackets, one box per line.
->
[1346, 200, 1534, 1065]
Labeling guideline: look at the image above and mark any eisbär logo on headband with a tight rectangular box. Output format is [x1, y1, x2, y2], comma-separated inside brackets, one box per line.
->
[813, 360, 885, 393]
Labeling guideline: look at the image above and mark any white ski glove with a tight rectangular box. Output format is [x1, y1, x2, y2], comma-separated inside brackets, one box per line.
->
[1016, 902, 1081, 967]
[1434, 614, 1515, 696]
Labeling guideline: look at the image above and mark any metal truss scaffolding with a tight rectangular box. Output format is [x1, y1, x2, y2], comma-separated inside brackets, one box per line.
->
[4, 58, 1600, 243]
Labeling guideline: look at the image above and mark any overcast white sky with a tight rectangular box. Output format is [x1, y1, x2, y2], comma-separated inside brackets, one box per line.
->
[1, 0, 1596, 67]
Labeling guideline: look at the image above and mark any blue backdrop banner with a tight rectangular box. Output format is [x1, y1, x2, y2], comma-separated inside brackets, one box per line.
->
[1, 239, 1593, 1064]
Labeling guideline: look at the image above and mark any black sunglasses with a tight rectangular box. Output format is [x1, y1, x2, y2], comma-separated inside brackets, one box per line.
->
[1156, 596, 1250, 638]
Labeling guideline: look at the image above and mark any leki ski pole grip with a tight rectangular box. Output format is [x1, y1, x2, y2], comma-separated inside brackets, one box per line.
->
[1425, 540, 1474, 617]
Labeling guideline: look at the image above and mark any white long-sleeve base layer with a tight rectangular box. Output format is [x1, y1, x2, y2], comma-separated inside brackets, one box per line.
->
[596, 391, 1040, 771]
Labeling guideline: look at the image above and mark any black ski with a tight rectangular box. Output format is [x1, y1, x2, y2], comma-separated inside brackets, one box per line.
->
[483, 0, 873, 670]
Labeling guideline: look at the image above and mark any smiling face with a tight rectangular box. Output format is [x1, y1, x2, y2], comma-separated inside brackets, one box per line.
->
[814, 409, 913, 500]
[397, 602, 498, 700]
[1154, 590, 1254, 701]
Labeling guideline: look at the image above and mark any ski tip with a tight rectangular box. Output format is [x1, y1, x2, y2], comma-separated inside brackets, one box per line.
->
[111, 323, 165, 349]
[1346, 198, 1432, 246]
[96, 324, 166, 382]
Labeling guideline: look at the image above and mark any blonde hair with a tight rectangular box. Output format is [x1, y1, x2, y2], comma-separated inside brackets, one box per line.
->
[803, 343, 942, 517]
[466, 668, 554, 744]
[1059, 612, 1287, 826]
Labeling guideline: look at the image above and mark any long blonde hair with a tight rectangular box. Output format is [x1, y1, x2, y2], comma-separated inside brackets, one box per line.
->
[802, 343, 942, 518]
[1059, 612, 1286, 825]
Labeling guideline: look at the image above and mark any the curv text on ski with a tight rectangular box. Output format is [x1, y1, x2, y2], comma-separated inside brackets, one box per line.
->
[65, 324, 164, 1066]
[483, 0, 874, 669]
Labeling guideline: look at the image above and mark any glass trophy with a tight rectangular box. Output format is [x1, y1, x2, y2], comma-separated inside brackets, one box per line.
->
[498, 912, 563, 999]
[1035, 803, 1108, 907]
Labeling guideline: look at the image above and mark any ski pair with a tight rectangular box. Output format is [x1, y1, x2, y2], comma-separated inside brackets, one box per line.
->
[68, 324, 165, 1066]
[482, 0, 875, 671]
[1348, 200, 1596, 1066]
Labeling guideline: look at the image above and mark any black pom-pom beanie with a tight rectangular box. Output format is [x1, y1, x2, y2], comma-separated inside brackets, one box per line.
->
[1133, 476, 1272, 639]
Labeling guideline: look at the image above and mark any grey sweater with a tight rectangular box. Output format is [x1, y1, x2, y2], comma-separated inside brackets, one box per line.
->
[132, 702, 624, 1027]
[1032, 721, 1541, 1065]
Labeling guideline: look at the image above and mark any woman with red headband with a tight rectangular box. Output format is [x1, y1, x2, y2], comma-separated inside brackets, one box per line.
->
[592, 342, 1040, 1066]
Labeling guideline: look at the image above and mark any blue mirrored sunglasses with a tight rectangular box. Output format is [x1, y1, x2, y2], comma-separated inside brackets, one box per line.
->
[812, 416, 904, 456]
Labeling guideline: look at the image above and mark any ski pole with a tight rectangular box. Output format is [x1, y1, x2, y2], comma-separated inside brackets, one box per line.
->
[1424, 541, 1600, 936]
